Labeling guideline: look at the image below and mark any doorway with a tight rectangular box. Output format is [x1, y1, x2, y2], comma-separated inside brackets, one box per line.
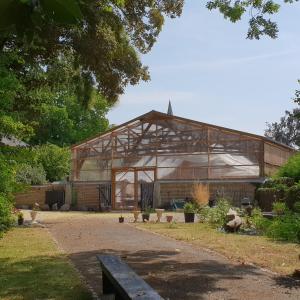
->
[113, 168, 155, 210]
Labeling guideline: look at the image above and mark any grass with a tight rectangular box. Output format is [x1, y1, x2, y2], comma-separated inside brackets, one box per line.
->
[136, 222, 300, 275]
[0, 227, 92, 300]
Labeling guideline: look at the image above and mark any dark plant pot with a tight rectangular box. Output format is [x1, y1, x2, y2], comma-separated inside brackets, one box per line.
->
[18, 217, 24, 225]
[142, 214, 150, 222]
[119, 216, 124, 223]
[184, 212, 195, 223]
[166, 215, 173, 223]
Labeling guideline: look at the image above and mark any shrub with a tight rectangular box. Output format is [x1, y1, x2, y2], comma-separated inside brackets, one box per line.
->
[204, 198, 231, 228]
[286, 184, 300, 210]
[266, 213, 300, 243]
[277, 152, 300, 181]
[16, 163, 47, 185]
[249, 208, 272, 234]
[0, 195, 14, 235]
[272, 201, 288, 215]
[294, 201, 300, 213]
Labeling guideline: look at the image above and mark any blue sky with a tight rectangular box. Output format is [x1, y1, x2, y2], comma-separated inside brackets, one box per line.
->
[107, 1, 300, 136]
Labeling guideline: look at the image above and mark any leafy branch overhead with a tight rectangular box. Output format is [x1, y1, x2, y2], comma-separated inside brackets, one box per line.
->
[0, 0, 184, 105]
[206, 0, 298, 39]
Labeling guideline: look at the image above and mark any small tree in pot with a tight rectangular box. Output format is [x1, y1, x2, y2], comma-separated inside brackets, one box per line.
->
[142, 206, 154, 222]
[183, 202, 196, 223]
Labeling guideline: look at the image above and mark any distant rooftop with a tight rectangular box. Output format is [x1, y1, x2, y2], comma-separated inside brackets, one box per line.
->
[0, 136, 28, 147]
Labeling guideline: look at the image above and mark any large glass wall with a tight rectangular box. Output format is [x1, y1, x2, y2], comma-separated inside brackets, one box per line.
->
[71, 113, 275, 181]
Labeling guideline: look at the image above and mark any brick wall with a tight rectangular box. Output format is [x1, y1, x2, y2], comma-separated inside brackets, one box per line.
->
[72, 183, 100, 210]
[14, 184, 65, 210]
[159, 182, 256, 207]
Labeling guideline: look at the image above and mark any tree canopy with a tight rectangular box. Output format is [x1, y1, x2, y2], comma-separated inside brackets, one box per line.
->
[206, 0, 298, 39]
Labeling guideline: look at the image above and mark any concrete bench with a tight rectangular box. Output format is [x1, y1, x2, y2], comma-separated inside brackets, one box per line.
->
[97, 255, 163, 300]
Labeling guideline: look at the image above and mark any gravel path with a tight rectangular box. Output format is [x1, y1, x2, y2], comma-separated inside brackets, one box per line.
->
[45, 216, 300, 300]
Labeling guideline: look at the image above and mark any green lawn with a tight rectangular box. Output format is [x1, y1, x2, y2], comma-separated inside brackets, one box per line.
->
[136, 222, 300, 275]
[0, 227, 92, 300]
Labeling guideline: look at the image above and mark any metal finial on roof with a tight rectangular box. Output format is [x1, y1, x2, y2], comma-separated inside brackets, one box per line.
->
[167, 100, 173, 116]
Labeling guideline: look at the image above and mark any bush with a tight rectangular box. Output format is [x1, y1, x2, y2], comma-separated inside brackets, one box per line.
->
[266, 213, 300, 243]
[16, 163, 46, 185]
[286, 184, 300, 210]
[277, 152, 300, 181]
[272, 201, 288, 215]
[249, 208, 272, 234]
[204, 198, 231, 228]
[0, 195, 14, 235]
[294, 202, 300, 213]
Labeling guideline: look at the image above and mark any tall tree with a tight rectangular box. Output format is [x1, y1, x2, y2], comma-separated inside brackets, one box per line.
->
[265, 108, 300, 148]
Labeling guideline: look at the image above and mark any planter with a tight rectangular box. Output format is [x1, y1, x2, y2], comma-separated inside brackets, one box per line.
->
[119, 216, 124, 223]
[30, 210, 38, 222]
[155, 209, 165, 223]
[133, 211, 140, 223]
[142, 213, 150, 222]
[184, 212, 195, 223]
[166, 215, 173, 223]
[18, 217, 24, 225]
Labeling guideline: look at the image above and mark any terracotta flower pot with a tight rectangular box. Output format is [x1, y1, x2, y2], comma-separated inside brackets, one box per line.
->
[166, 215, 173, 223]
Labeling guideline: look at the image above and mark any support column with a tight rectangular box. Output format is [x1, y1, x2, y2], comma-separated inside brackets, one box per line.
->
[153, 181, 161, 208]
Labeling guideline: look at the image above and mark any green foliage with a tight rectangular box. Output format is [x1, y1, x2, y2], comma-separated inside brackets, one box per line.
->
[249, 208, 272, 234]
[16, 163, 46, 185]
[203, 198, 231, 228]
[35, 144, 70, 182]
[265, 108, 300, 148]
[0, 195, 14, 235]
[285, 184, 300, 210]
[183, 202, 197, 214]
[277, 152, 300, 182]
[294, 202, 300, 213]
[266, 213, 300, 243]
[206, 0, 295, 39]
[272, 201, 287, 215]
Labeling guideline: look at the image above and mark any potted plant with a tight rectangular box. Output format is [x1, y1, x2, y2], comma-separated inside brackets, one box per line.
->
[142, 206, 153, 222]
[166, 215, 173, 223]
[183, 202, 196, 223]
[119, 215, 124, 223]
[17, 212, 24, 225]
[30, 203, 40, 223]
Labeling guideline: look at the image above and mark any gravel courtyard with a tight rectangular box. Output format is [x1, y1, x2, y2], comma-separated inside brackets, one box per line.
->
[38, 212, 300, 300]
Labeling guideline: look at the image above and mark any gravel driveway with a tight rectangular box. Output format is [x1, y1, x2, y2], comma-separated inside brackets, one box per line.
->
[44, 214, 300, 300]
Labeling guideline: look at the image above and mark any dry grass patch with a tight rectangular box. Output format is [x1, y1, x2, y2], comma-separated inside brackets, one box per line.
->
[0, 227, 92, 300]
[136, 222, 300, 275]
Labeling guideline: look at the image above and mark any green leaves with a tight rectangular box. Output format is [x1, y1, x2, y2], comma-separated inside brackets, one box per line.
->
[206, 0, 297, 39]
[40, 0, 82, 24]
[0, 0, 82, 32]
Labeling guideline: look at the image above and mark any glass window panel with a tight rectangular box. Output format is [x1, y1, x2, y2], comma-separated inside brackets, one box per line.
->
[210, 166, 259, 178]
[79, 169, 111, 181]
[210, 153, 259, 166]
[158, 155, 208, 168]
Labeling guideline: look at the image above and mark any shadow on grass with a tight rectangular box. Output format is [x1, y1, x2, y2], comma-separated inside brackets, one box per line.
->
[69, 249, 265, 300]
[0, 255, 92, 300]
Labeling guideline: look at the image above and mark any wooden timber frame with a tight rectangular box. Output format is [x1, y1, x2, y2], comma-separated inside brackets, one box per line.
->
[70, 110, 296, 210]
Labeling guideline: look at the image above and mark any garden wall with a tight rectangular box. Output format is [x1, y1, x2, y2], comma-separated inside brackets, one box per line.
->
[158, 181, 257, 207]
[14, 183, 65, 210]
